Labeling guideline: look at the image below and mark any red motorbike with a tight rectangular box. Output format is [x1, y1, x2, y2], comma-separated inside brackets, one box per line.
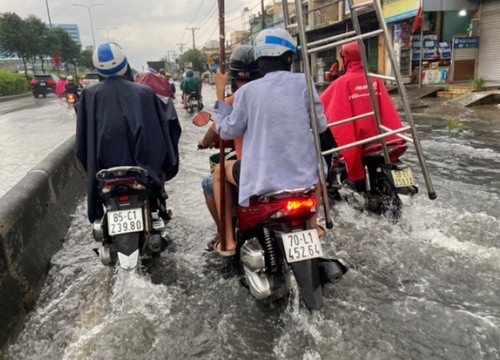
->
[193, 111, 346, 311]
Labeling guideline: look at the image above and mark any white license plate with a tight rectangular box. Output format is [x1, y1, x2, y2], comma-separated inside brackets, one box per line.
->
[107, 208, 144, 236]
[40, 82, 46, 86]
[391, 168, 414, 188]
[282, 229, 323, 263]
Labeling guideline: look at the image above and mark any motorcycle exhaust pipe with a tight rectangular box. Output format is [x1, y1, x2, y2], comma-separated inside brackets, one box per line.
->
[318, 258, 347, 285]
[149, 234, 166, 253]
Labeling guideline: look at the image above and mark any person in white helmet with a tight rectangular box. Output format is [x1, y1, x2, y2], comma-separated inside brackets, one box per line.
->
[76, 42, 181, 223]
[64, 75, 79, 100]
[212, 27, 328, 255]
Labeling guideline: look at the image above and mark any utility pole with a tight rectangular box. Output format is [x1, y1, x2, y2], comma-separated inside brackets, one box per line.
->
[186, 27, 199, 50]
[176, 43, 186, 53]
[45, 0, 53, 28]
[73, 3, 103, 50]
[98, 27, 117, 42]
[261, 0, 265, 29]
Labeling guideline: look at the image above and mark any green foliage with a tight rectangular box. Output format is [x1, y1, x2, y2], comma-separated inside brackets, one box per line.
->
[445, 118, 469, 132]
[472, 77, 486, 91]
[179, 49, 205, 73]
[78, 49, 94, 70]
[0, 70, 29, 96]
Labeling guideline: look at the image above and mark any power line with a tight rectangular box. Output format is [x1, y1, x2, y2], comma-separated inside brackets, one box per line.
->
[180, 0, 206, 43]
[187, 27, 200, 49]
[195, 0, 217, 28]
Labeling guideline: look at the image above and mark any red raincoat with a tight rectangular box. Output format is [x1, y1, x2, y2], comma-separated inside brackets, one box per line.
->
[135, 72, 175, 99]
[320, 45, 404, 181]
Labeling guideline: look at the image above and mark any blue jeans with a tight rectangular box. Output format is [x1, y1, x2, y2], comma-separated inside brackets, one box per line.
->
[201, 174, 238, 204]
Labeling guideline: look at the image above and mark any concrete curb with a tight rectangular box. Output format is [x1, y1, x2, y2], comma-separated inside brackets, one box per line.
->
[0, 92, 32, 103]
[0, 136, 85, 355]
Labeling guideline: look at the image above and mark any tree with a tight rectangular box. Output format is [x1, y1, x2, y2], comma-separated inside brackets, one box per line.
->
[0, 12, 32, 77]
[25, 15, 50, 74]
[78, 49, 94, 70]
[179, 49, 205, 73]
[51, 27, 80, 75]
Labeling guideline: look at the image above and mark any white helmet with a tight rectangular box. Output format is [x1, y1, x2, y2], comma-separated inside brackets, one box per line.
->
[254, 27, 296, 59]
[92, 43, 129, 78]
[67, 75, 73, 81]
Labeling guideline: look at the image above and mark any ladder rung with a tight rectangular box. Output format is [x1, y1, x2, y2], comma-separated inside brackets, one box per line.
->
[351, 0, 374, 11]
[380, 125, 414, 143]
[368, 73, 396, 82]
[322, 126, 411, 156]
[327, 111, 375, 128]
[308, 29, 383, 54]
[299, 31, 356, 49]
[287, 23, 298, 29]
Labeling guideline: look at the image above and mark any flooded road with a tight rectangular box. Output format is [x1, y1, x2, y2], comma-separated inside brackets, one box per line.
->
[6, 88, 500, 360]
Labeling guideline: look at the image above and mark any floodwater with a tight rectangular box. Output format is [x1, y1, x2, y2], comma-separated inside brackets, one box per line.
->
[6, 88, 500, 360]
[0, 95, 76, 198]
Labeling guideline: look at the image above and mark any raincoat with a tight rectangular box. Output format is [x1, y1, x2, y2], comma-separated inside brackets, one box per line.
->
[55, 79, 68, 98]
[320, 43, 404, 181]
[76, 76, 181, 222]
[135, 72, 175, 99]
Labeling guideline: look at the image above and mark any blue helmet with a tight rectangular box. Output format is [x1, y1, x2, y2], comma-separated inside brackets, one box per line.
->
[254, 27, 296, 59]
[93, 43, 129, 78]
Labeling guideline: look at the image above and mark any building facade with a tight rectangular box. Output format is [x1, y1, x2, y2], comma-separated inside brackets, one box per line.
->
[53, 24, 82, 46]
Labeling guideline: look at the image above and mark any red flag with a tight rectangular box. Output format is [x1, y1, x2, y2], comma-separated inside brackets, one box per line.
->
[412, 5, 423, 35]
[52, 54, 62, 68]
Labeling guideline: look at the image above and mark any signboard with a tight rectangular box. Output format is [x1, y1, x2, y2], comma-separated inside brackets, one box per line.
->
[422, 68, 450, 84]
[383, 0, 420, 23]
[453, 37, 479, 49]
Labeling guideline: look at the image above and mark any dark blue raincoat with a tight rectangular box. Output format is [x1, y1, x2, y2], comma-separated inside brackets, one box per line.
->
[76, 76, 181, 222]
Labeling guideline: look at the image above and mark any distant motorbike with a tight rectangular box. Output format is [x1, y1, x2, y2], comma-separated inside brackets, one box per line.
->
[187, 91, 203, 113]
[91, 166, 171, 271]
[193, 111, 347, 311]
[65, 92, 78, 109]
[329, 140, 418, 219]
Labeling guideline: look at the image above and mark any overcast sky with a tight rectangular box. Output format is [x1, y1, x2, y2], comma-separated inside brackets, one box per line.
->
[0, 0, 257, 69]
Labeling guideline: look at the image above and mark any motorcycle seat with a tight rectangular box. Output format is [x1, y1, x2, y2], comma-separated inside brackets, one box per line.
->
[96, 166, 149, 180]
[257, 186, 316, 202]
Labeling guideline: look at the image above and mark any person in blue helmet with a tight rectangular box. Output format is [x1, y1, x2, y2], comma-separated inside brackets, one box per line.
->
[75, 43, 181, 223]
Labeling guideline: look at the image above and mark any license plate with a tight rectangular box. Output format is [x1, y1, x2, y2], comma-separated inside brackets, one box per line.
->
[282, 229, 323, 263]
[107, 208, 144, 236]
[40, 82, 46, 86]
[391, 168, 414, 188]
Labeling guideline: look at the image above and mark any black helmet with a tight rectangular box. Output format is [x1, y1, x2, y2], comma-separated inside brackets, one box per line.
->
[186, 69, 194, 77]
[159, 68, 166, 75]
[229, 45, 259, 80]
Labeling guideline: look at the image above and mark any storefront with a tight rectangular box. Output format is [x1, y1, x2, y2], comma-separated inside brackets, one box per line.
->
[477, 0, 500, 82]
[382, 0, 421, 83]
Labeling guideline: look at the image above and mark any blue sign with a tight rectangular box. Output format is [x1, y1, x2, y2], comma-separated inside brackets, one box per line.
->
[453, 37, 479, 49]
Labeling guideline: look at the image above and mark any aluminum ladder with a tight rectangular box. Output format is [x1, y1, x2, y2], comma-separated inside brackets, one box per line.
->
[285, 0, 437, 228]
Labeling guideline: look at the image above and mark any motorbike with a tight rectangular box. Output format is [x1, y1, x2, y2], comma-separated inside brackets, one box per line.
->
[328, 140, 418, 219]
[65, 92, 78, 109]
[193, 111, 347, 311]
[187, 91, 203, 113]
[91, 166, 171, 271]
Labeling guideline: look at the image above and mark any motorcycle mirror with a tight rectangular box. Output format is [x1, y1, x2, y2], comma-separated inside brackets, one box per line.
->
[193, 111, 212, 127]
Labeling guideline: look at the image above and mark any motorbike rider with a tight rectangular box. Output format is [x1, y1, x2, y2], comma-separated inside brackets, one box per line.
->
[159, 69, 176, 96]
[75, 42, 181, 223]
[180, 69, 202, 110]
[198, 45, 260, 252]
[320, 42, 404, 191]
[213, 27, 328, 255]
[64, 75, 79, 101]
[55, 76, 68, 98]
[136, 68, 175, 99]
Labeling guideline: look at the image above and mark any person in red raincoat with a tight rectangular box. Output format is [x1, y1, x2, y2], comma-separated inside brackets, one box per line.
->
[320, 42, 404, 186]
[135, 70, 175, 100]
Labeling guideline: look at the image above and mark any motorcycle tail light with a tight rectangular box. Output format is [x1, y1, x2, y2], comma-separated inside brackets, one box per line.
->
[119, 195, 130, 203]
[30, 80, 37, 86]
[102, 177, 139, 193]
[48, 79, 57, 85]
[284, 198, 316, 212]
